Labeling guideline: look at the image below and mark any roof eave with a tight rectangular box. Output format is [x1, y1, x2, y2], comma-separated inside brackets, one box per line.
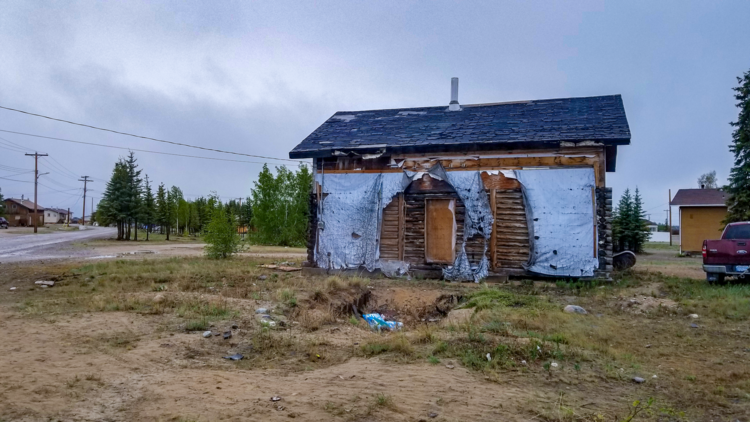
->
[289, 138, 631, 160]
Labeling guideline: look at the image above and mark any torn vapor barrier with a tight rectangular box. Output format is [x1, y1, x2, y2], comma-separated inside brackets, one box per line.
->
[430, 165, 494, 282]
[514, 168, 599, 277]
[314, 172, 411, 271]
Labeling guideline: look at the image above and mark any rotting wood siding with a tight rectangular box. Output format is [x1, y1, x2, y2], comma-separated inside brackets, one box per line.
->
[308, 145, 614, 279]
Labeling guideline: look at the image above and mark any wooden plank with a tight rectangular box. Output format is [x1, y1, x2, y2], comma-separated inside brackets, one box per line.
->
[425, 198, 456, 264]
[398, 193, 405, 261]
[490, 189, 497, 269]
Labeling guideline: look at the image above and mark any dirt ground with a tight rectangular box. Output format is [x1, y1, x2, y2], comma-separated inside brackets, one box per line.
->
[1, 242, 749, 421]
[634, 245, 705, 280]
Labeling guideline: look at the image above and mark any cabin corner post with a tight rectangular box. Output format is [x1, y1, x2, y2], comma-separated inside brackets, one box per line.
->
[305, 191, 318, 267]
[595, 187, 614, 280]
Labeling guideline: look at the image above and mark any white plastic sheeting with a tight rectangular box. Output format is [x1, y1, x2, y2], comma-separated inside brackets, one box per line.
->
[314, 172, 410, 271]
[514, 168, 599, 277]
[429, 165, 493, 282]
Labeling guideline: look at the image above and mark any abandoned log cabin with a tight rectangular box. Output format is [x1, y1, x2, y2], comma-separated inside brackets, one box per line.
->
[289, 79, 631, 281]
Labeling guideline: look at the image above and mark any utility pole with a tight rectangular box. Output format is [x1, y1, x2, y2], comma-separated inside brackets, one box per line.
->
[67, 207, 70, 226]
[79, 176, 93, 226]
[668, 189, 673, 246]
[25, 152, 49, 233]
[91, 196, 94, 226]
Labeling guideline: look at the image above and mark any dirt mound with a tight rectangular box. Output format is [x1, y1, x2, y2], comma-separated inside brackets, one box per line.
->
[617, 295, 677, 314]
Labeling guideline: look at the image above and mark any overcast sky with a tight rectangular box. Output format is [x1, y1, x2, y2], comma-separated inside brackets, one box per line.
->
[1, 1, 748, 222]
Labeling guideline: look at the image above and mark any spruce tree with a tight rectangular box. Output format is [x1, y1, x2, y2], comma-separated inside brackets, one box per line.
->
[631, 188, 650, 253]
[99, 160, 129, 239]
[124, 152, 143, 240]
[156, 183, 168, 236]
[141, 175, 156, 241]
[724, 69, 750, 224]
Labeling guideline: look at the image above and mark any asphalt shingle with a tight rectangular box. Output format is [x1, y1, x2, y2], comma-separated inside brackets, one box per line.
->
[289, 95, 631, 159]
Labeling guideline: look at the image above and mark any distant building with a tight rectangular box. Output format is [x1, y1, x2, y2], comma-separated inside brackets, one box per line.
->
[3, 197, 45, 227]
[46, 208, 71, 224]
[670, 188, 728, 253]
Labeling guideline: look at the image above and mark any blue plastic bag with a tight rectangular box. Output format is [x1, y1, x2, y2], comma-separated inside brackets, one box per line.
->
[362, 313, 403, 331]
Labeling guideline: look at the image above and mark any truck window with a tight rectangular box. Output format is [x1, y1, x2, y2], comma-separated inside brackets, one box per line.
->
[724, 225, 750, 239]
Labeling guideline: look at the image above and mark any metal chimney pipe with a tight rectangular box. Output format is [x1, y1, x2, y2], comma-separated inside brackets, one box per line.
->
[448, 77, 461, 111]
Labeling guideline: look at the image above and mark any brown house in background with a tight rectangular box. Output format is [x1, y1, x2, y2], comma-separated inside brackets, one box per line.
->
[670, 188, 728, 254]
[3, 198, 45, 227]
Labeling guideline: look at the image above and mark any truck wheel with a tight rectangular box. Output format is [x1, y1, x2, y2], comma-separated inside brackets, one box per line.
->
[706, 273, 726, 285]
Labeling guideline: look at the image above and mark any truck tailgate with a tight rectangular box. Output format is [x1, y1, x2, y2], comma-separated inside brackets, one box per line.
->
[704, 239, 750, 265]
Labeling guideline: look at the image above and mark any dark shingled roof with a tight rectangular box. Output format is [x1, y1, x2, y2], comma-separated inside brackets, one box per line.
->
[5, 198, 45, 211]
[289, 95, 631, 159]
[671, 189, 729, 207]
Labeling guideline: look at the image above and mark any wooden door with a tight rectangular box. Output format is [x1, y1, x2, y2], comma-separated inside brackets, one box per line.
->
[425, 199, 456, 263]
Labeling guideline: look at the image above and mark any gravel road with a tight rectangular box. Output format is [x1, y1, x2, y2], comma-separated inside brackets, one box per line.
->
[0, 227, 116, 263]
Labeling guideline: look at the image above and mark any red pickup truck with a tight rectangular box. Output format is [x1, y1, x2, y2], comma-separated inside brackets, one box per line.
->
[703, 222, 750, 284]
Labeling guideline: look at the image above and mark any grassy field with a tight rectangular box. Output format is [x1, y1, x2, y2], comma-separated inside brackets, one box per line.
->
[1, 253, 749, 420]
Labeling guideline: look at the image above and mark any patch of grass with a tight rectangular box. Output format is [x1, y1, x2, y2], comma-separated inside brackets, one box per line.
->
[427, 355, 440, 364]
[462, 285, 541, 311]
[655, 273, 750, 320]
[374, 393, 395, 409]
[361, 334, 414, 357]
[277, 288, 298, 307]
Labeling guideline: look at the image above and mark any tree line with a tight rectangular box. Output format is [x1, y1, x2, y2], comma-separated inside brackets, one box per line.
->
[96, 152, 311, 246]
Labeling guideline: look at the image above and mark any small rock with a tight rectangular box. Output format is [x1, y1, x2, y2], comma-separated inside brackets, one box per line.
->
[551, 362, 559, 368]
[202, 331, 212, 338]
[486, 353, 491, 362]
[153, 294, 165, 303]
[652, 375, 658, 378]
[521, 360, 527, 365]
[9, 287, 16, 291]
[271, 396, 282, 402]
[35, 280, 55, 287]
[633, 377, 645, 383]
[563, 305, 587, 315]
[231, 323, 239, 329]
[428, 412, 438, 418]
[689, 314, 699, 319]
[256, 308, 269, 314]
[223, 331, 232, 340]
[645, 344, 651, 348]
[223, 353, 243, 361]
[445, 364, 455, 369]
[259, 275, 268, 280]
[690, 323, 699, 329]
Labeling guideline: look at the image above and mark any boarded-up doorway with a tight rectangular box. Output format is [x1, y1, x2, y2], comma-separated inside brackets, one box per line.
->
[425, 198, 456, 263]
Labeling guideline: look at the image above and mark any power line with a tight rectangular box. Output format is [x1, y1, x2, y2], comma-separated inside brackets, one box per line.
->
[0, 175, 32, 183]
[0, 105, 300, 163]
[0, 129, 304, 167]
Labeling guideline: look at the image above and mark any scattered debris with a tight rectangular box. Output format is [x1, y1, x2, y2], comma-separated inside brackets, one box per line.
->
[202, 331, 212, 338]
[486, 353, 491, 362]
[551, 362, 559, 368]
[35, 280, 55, 287]
[223, 353, 243, 361]
[362, 313, 403, 331]
[256, 308, 269, 314]
[689, 314, 699, 319]
[223, 331, 232, 340]
[690, 323, 699, 329]
[258, 275, 268, 280]
[633, 377, 645, 384]
[9, 287, 16, 291]
[428, 412, 438, 418]
[563, 305, 587, 314]
[271, 396, 282, 402]
[259, 264, 300, 272]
